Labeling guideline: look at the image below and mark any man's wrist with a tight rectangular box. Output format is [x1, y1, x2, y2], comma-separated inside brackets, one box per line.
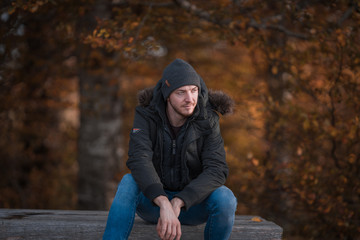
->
[171, 197, 185, 208]
[153, 195, 170, 208]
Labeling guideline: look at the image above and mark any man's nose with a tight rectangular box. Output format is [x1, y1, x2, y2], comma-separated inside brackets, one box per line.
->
[184, 92, 192, 101]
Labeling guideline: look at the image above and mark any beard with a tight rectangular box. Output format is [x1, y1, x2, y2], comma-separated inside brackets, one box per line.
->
[168, 100, 196, 119]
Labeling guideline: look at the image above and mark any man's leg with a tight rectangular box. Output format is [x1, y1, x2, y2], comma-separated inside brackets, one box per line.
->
[178, 186, 237, 240]
[136, 194, 160, 224]
[103, 174, 141, 240]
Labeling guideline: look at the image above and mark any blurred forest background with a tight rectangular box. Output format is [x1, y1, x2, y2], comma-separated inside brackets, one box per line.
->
[1, 0, 359, 239]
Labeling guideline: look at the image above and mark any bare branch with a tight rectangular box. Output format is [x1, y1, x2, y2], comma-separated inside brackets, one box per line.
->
[337, 5, 355, 26]
[248, 19, 309, 40]
[140, 2, 174, 7]
[111, 1, 174, 8]
[173, 0, 309, 40]
[173, 0, 220, 25]
[133, 4, 153, 44]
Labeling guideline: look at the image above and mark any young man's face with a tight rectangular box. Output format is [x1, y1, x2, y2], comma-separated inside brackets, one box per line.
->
[167, 85, 199, 118]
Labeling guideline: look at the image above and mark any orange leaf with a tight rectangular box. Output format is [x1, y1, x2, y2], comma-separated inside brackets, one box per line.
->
[251, 217, 262, 222]
[251, 158, 259, 166]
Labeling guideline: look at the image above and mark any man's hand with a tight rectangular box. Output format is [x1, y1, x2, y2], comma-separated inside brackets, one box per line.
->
[154, 196, 182, 240]
[170, 197, 185, 218]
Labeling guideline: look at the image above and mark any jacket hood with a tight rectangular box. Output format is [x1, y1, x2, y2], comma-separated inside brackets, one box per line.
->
[137, 86, 234, 116]
[137, 59, 234, 118]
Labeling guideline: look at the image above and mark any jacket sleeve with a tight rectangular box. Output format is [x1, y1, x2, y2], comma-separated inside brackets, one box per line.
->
[126, 107, 166, 201]
[175, 114, 229, 210]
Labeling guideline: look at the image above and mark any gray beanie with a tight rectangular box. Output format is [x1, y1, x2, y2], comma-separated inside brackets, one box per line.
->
[161, 59, 201, 100]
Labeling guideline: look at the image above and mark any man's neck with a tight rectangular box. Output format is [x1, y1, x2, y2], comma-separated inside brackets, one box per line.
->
[166, 109, 187, 127]
[166, 106, 187, 127]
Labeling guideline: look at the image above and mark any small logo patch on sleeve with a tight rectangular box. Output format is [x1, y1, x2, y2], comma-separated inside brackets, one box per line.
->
[132, 128, 142, 134]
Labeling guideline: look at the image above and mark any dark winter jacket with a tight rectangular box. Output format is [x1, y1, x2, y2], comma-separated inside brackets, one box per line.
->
[127, 71, 234, 211]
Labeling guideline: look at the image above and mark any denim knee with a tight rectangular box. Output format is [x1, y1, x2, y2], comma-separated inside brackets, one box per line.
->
[204, 186, 237, 240]
[114, 173, 140, 201]
[118, 173, 135, 187]
[209, 186, 237, 215]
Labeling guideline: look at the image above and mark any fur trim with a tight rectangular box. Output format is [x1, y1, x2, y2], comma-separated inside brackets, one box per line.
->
[137, 87, 234, 116]
[208, 89, 234, 116]
[137, 87, 154, 107]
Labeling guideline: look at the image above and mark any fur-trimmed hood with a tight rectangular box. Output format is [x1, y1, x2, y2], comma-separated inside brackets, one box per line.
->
[137, 86, 234, 116]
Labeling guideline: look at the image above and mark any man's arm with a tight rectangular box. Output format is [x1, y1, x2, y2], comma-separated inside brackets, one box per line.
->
[127, 108, 167, 201]
[153, 196, 182, 240]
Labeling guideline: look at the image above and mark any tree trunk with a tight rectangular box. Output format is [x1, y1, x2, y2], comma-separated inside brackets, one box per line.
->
[260, 33, 293, 227]
[76, 1, 123, 210]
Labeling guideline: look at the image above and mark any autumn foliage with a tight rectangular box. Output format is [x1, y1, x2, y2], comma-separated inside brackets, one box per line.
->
[1, 0, 359, 239]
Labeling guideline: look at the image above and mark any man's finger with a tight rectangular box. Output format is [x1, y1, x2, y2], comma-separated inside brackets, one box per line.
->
[157, 219, 166, 239]
[176, 223, 182, 240]
[156, 220, 161, 237]
[161, 225, 168, 239]
[165, 223, 173, 240]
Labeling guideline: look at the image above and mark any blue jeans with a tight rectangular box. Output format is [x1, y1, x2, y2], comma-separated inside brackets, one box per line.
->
[103, 174, 237, 240]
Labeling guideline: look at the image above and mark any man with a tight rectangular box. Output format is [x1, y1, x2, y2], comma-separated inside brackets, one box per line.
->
[103, 59, 237, 240]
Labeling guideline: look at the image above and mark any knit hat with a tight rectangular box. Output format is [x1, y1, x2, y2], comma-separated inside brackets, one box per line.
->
[161, 59, 201, 100]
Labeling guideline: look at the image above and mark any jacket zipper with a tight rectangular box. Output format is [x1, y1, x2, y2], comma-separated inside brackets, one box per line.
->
[171, 139, 176, 186]
[172, 139, 176, 155]
[158, 126, 165, 183]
